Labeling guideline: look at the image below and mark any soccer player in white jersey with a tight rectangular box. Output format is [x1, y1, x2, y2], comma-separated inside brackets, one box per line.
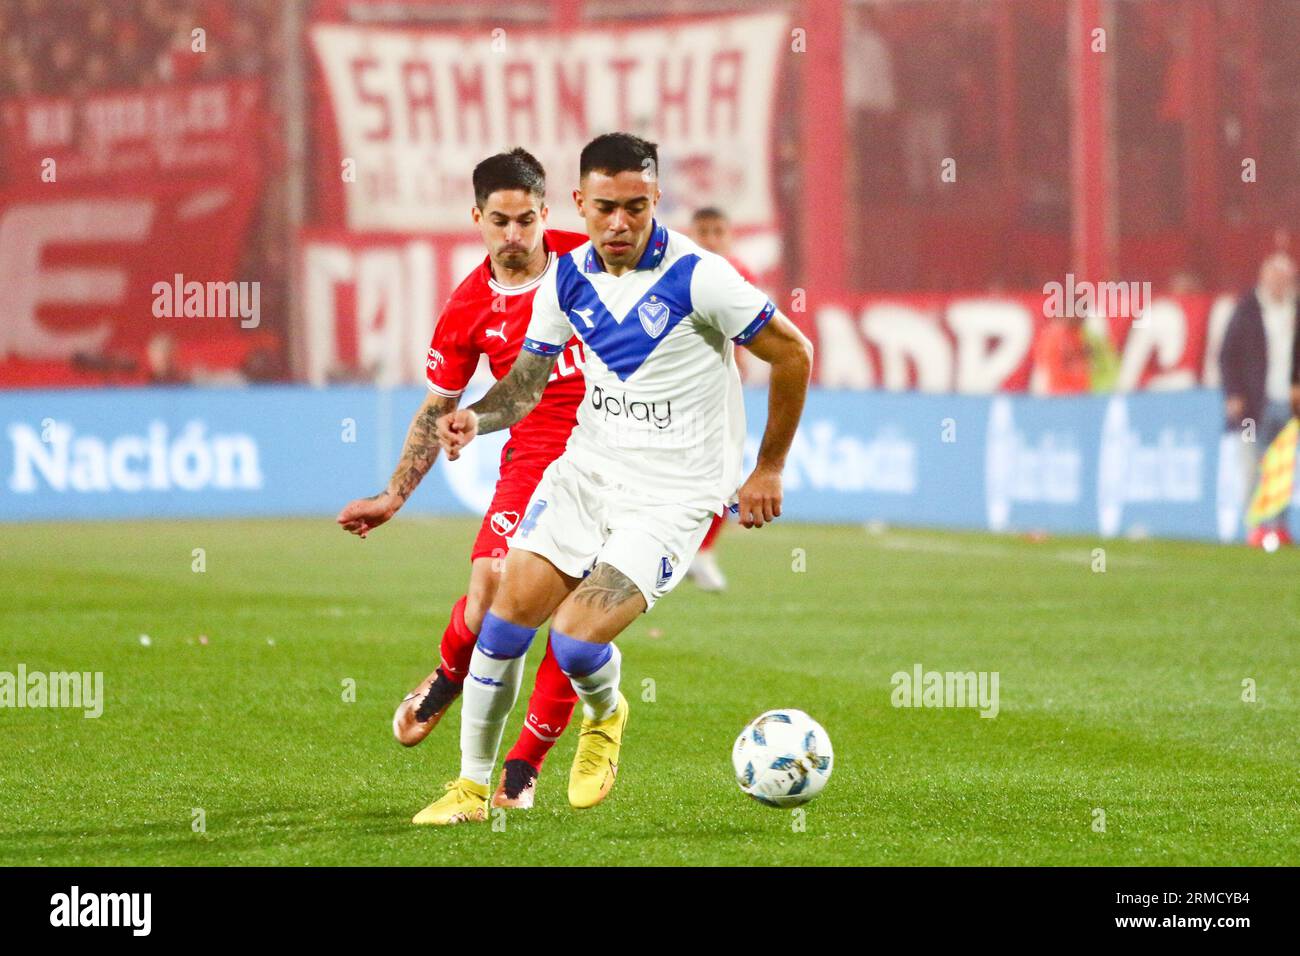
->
[411, 132, 813, 824]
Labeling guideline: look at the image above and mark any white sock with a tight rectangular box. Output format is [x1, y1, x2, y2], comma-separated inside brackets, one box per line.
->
[459, 646, 526, 786]
[570, 642, 622, 721]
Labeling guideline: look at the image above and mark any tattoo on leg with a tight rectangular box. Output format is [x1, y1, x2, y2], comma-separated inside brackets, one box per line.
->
[571, 563, 643, 612]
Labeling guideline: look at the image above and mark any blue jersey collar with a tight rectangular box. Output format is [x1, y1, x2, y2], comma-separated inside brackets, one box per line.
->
[583, 220, 669, 274]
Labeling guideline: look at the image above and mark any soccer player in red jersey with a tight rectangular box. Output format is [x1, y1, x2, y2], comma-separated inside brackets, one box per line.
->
[337, 148, 586, 809]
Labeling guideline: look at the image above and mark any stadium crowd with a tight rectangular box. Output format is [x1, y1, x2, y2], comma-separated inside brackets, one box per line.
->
[0, 0, 279, 96]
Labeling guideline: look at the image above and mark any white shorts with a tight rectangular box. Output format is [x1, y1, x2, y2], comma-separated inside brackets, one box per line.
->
[507, 454, 715, 610]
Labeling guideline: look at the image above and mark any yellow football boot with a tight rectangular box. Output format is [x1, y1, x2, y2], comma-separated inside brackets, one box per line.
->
[568, 692, 629, 809]
[412, 778, 489, 825]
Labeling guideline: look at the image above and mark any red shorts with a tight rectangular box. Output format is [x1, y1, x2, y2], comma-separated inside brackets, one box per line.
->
[469, 447, 551, 562]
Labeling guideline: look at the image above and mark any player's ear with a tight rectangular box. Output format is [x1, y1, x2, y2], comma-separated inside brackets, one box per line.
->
[572, 187, 583, 213]
[539, 203, 549, 224]
[470, 205, 483, 226]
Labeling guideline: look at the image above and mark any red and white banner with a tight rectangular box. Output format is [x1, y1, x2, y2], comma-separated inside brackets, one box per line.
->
[0, 81, 266, 369]
[307, 12, 789, 234]
[300, 230, 437, 386]
[802, 292, 1238, 393]
[1, 80, 264, 184]
[300, 234, 1241, 393]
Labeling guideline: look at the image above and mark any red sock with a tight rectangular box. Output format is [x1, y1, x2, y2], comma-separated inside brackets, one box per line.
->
[436, 595, 476, 684]
[505, 638, 578, 771]
[700, 512, 725, 551]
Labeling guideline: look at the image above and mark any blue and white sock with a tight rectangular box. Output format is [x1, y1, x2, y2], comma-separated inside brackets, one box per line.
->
[551, 629, 621, 721]
[459, 612, 536, 786]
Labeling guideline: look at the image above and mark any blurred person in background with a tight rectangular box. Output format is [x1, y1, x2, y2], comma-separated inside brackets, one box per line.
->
[1031, 308, 1119, 396]
[686, 206, 757, 592]
[146, 333, 189, 386]
[43, 34, 81, 91]
[1219, 252, 1300, 546]
[1086, 312, 1120, 392]
[147, 332, 189, 385]
[1168, 269, 1203, 294]
[1031, 314, 1090, 395]
[1030, 313, 1118, 395]
[2, 40, 38, 96]
[843, 2, 898, 202]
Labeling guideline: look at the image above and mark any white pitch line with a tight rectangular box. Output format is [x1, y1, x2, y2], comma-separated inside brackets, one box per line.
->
[868, 531, 1159, 566]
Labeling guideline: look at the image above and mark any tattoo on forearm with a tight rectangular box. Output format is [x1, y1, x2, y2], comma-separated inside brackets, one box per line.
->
[570, 563, 644, 612]
[468, 350, 556, 434]
[387, 395, 455, 501]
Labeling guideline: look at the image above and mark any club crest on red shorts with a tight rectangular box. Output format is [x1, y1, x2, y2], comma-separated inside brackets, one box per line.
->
[490, 511, 520, 535]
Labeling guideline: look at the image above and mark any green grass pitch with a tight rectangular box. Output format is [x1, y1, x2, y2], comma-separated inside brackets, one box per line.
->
[1, 517, 1297, 866]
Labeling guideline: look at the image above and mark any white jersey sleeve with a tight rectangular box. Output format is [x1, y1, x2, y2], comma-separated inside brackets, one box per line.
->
[690, 253, 776, 345]
[521, 266, 572, 357]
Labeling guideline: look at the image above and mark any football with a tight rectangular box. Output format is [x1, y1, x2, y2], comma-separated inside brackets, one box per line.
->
[732, 709, 834, 807]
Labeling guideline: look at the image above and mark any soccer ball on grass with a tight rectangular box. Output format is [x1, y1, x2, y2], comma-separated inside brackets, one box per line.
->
[731, 709, 833, 807]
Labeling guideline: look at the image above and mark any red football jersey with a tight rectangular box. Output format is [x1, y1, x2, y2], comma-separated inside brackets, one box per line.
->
[425, 229, 588, 466]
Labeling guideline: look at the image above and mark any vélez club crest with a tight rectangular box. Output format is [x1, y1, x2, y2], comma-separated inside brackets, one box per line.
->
[638, 297, 670, 338]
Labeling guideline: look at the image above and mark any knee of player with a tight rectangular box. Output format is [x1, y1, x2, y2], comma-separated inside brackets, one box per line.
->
[549, 601, 622, 646]
[464, 579, 499, 629]
[549, 603, 589, 641]
[547, 625, 613, 677]
[487, 585, 549, 630]
[474, 611, 537, 660]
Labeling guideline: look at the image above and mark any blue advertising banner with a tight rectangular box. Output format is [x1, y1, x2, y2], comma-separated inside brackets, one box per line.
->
[0, 385, 1256, 542]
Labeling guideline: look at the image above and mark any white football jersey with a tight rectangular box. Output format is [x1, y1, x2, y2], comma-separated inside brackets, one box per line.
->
[522, 222, 775, 513]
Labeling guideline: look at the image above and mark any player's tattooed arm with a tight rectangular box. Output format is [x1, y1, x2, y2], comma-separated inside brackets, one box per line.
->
[336, 391, 456, 537]
[570, 563, 645, 612]
[469, 349, 557, 433]
[436, 349, 557, 460]
[735, 312, 814, 528]
[387, 391, 458, 503]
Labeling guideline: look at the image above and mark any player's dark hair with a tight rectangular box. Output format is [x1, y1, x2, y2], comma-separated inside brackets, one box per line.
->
[579, 132, 659, 181]
[472, 147, 546, 209]
[692, 206, 728, 223]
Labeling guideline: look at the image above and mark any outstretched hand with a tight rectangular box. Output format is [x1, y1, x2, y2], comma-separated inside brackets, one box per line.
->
[337, 492, 401, 539]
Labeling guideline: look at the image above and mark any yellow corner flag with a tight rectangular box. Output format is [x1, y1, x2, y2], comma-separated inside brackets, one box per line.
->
[1246, 418, 1299, 529]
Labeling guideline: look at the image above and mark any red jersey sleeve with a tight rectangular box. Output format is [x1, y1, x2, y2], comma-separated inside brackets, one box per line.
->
[425, 297, 481, 398]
